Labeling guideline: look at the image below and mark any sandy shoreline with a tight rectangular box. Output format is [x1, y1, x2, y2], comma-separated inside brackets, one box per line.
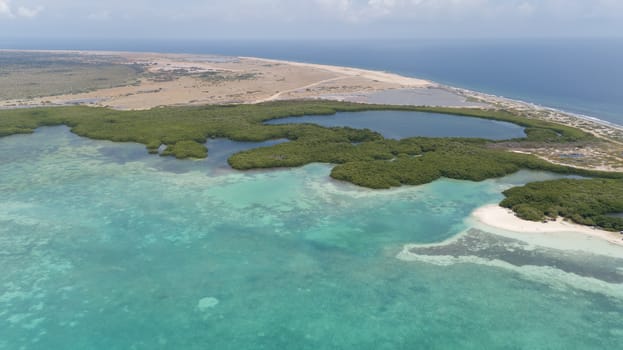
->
[1, 49, 622, 169]
[471, 204, 623, 248]
[397, 203, 623, 269]
[242, 56, 433, 88]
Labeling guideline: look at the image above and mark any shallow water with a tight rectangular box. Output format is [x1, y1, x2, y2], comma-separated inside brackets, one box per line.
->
[1, 127, 622, 349]
[265, 111, 526, 140]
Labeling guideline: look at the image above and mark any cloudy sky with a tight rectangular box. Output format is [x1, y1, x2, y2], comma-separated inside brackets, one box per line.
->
[1, 0, 622, 39]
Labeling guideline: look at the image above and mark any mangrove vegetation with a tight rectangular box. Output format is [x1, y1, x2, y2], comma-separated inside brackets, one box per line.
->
[501, 179, 623, 231]
[3, 100, 623, 229]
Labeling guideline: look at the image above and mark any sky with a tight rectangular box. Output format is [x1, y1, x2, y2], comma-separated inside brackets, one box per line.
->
[1, 0, 622, 39]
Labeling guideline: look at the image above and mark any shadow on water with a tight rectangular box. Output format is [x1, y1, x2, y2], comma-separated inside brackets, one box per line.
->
[204, 138, 288, 169]
[407, 229, 623, 283]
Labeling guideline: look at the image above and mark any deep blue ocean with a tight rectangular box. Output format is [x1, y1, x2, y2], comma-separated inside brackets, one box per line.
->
[2, 38, 622, 125]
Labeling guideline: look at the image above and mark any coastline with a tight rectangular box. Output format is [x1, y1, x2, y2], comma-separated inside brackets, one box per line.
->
[471, 204, 623, 248]
[0, 49, 618, 127]
[240, 56, 433, 88]
[441, 86, 623, 147]
[246, 56, 623, 142]
[1, 49, 622, 169]
[245, 55, 623, 140]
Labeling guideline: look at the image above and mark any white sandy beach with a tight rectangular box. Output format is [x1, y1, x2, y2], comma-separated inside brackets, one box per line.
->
[472, 204, 623, 248]
[243, 56, 433, 88]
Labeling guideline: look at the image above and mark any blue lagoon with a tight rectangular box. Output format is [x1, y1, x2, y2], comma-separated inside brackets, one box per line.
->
[265, 110, 526, 140]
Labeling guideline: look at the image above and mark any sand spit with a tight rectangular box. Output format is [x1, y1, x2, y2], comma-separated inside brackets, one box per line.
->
[472, 204, 623, 249]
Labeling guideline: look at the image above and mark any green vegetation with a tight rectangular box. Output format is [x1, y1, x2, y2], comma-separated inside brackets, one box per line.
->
[0, 100, 594, 161]
[0, 101, 396, 158]
[501, 179, 623, 231]
[0, 100, 615, 190]
[197, 71, 260, 82]
[327, 140, 623, 189]
[3, 99, 623, 230]
[160, 140, 208, 159]
[145, 69, 259, 83]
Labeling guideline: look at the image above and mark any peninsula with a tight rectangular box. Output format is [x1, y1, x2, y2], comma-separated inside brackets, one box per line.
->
[1, 50, 623, 234]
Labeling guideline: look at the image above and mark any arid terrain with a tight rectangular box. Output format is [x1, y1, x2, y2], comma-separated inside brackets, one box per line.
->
[0, 50, 433, 109]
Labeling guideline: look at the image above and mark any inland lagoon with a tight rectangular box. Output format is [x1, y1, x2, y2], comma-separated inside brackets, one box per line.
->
[265, 110, 526, 140]
[1, 126, 622, 349]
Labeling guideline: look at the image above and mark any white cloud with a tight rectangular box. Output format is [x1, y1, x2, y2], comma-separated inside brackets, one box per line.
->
[23, 0, 623, 24]
[1, 0, 622, 38]
[516, 2, 535, 16]
[0, 0, 43, 19]
[364, 0, 397, 18]
[87, 10, 111, 21]
[17, 5, 43, 18]
[0, 0, 14, 17]
[306, 0, 623, 22]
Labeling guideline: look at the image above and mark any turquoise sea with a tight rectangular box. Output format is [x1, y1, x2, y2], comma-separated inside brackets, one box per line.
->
[2, 125, 623, 349]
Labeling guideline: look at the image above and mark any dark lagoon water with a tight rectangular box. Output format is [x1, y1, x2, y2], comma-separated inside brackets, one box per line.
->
[204, 138, 288, 168]
[2, 38, 621, 125]
[265, 111, 526, 140]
